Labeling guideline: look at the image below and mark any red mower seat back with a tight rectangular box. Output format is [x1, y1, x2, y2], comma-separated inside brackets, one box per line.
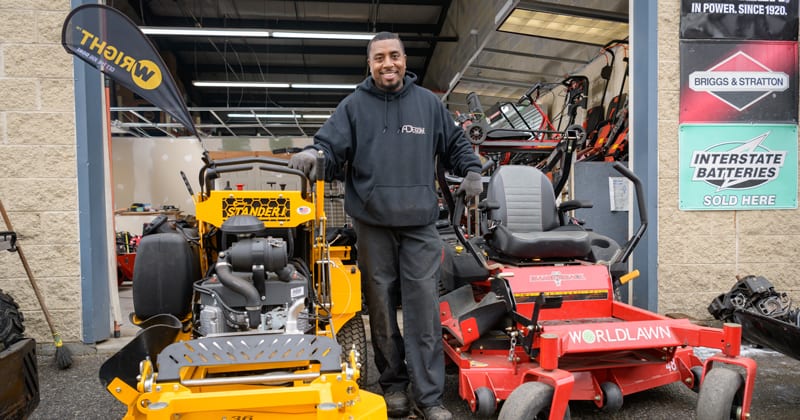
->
[486, 165, 592, 259]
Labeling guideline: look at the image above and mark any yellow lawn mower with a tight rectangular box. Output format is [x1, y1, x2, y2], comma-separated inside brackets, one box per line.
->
[99, 153, 386, 419]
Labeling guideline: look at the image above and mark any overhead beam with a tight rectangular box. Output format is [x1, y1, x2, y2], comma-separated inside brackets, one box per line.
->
[516, 0, 628, 23]
[292, 0, 449, 4]
[469, 63, 562, 79]
[482, 47, 587, 64]
[459, 76, 531, 89]
[190, 64, 367, 76]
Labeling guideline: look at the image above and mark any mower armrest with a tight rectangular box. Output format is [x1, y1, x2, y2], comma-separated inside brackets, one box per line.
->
[558, 200, 593, 213]
[479, 200, 501, 211]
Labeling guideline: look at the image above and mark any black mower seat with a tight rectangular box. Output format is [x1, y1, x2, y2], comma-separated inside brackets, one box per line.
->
[486, 165, 592, 259]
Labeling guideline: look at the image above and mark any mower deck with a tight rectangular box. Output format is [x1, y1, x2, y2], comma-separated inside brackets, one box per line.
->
[441, 262, 757, 419]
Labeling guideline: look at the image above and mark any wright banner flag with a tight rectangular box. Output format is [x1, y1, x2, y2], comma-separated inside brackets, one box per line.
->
[61, 4, 198, 138]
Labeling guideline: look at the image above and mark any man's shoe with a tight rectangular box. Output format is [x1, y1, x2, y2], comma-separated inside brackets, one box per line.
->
[420, 405, 453, 420]
[384, 391, 410, 417]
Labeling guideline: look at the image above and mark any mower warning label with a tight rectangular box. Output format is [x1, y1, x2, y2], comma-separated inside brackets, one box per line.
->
[569, 325, 672, 345]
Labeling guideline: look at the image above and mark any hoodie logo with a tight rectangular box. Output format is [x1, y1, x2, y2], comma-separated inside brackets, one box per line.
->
[401, 124, 425, 135]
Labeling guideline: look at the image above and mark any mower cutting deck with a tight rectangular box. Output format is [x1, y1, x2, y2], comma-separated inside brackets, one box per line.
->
[439, 162, 756, 419]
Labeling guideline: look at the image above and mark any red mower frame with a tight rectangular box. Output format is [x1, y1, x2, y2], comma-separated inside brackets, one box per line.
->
[438, 163, 756, 419]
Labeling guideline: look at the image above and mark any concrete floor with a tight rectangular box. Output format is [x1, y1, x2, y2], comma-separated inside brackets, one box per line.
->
[29, 284, 800, 419]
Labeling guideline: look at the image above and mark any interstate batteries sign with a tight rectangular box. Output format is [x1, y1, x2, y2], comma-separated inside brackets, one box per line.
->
[681, 0, 798, 40]
[680, 40, 798, 123]
[679, 124, 797, 210]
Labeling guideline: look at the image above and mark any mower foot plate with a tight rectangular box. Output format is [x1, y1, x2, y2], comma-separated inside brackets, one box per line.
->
[157, 333, 342, 381]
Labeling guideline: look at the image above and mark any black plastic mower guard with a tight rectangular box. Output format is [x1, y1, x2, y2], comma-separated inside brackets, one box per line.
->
[440, 285, 507, 347]
[99, 314, 183, 388]
[733, 309, 800, 361]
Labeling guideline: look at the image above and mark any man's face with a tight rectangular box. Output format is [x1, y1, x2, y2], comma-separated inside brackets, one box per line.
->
[368, 39, 406, 92]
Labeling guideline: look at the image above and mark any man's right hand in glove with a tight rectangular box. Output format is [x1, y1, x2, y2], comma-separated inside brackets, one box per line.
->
[288, 149, 319, 181]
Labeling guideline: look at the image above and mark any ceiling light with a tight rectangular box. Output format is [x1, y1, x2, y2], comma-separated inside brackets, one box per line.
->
[140, 26, 375, 41]
[228, 113, 331, 119]
[271, 31, 375, 41]
[291, 83, 358, 89]
[193, 81, 356, 90]
[499, 8, 628, 46]
[193, 81, 290, 88]
[141, 27, 272, 37]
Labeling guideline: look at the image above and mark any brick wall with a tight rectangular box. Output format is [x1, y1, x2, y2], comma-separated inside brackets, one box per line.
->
[0, 0, 81, 342]
[656, 0, 800, 319]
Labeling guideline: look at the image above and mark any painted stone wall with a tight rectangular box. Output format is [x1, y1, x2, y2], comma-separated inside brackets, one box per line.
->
[0, 0, 81, 342]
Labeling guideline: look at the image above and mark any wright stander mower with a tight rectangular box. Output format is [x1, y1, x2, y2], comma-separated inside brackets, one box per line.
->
[99, 154, 386, 419]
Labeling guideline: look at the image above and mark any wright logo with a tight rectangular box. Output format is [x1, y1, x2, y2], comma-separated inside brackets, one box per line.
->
[76, 28, 163, 90]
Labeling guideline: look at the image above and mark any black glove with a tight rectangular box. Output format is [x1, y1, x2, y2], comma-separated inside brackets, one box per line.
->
[288, 149, 319, 180]
[457, 171, 483, 200]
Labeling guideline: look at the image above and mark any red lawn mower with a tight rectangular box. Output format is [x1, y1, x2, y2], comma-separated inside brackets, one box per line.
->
[437, 161, 756, 419]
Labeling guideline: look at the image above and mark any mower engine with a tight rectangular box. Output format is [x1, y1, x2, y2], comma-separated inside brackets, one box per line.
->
[193, 215, 309, 336]
[709, 274, 799, 326]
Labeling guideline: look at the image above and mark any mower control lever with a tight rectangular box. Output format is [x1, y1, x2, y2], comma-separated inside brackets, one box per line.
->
[611, 162, 648, 264]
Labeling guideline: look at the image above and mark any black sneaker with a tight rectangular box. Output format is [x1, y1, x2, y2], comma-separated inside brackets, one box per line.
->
[384, 391, 410, 417]
[420, 405, 453, 420]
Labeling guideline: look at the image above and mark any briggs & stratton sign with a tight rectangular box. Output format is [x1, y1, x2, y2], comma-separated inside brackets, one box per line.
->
[680, 41, 798, 123]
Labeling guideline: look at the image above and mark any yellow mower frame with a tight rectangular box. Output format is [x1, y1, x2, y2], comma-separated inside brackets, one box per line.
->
[102, 155, 386, 419]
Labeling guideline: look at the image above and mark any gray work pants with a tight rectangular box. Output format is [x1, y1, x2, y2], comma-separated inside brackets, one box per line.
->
[353, 220, 444, 408]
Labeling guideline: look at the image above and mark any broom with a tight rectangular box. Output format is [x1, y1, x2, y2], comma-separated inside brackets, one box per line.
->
[0, 199, 72, 369]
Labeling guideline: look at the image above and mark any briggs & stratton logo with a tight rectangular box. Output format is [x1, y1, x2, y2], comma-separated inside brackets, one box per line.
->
[689, 51, 789, 111]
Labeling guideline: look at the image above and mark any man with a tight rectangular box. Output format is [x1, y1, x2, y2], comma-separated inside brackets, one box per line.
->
[289, 32, 482, 420]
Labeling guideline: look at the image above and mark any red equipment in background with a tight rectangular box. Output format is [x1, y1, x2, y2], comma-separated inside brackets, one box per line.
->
[115, 231, 139, 286]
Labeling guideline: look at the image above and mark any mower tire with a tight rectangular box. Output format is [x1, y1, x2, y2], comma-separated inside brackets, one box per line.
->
[474, 386, 497, 417]
[696, 367, 744, 420]
[600, 381, 623, 412]
[498, 381, 570, 420]
[690, 366, 704, 393]
[0, 289, 24, 351]
[336, 314, 369, 388]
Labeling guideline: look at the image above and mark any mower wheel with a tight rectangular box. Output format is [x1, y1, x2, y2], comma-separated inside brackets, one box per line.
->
[498, 381, 570, 420]
[696, 367, 744, 420]
[690, 366, 704, 393]
[0, 289, 25, 351]
[600, 381, 623, 412]
[474, 386, 497, 417]
[336, 314, 369, 388]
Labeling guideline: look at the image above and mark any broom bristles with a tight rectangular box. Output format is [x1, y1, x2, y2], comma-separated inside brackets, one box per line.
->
[53, 333, 73, 370]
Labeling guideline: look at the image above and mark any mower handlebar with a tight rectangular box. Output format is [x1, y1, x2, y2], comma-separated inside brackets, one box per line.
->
[612, 161, 648, 264]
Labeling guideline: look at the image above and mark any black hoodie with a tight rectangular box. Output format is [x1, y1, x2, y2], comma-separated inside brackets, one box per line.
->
[310, 72, 481, 227]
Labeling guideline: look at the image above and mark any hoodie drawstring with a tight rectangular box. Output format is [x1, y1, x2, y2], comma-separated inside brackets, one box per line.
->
[383, 95, 388, 133]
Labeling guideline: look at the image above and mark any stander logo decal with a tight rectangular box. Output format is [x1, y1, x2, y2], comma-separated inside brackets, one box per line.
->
[689, 51, 789, 111]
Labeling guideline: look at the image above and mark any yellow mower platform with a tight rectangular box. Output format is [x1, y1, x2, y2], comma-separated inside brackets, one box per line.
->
[104, 333, 385, 419]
